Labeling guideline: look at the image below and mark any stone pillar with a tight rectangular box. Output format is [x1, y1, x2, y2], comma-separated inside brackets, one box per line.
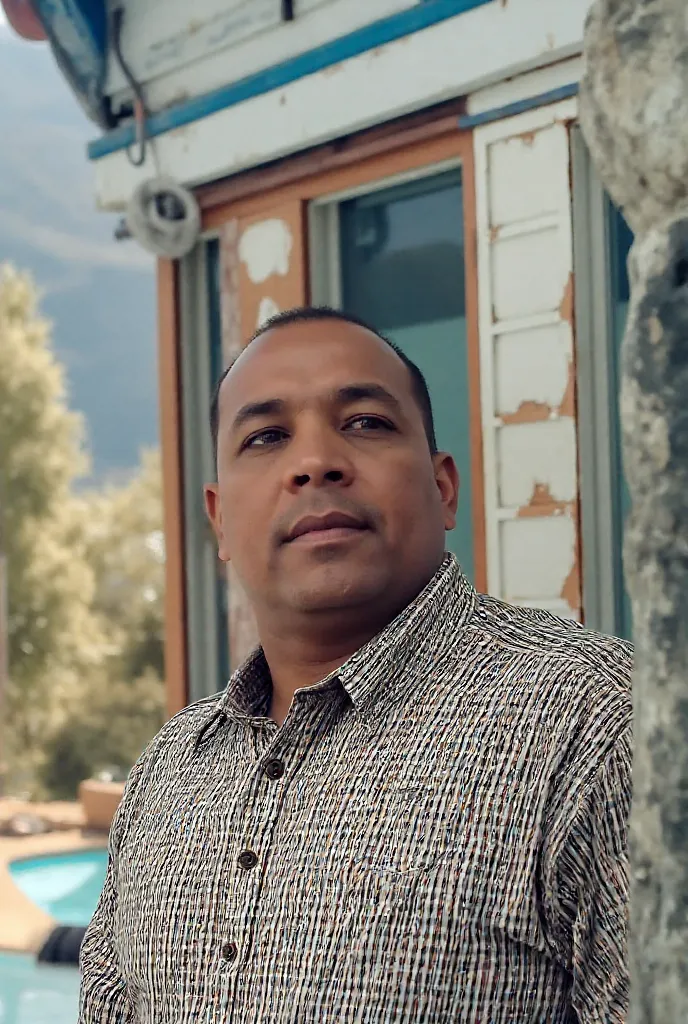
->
[579, 2, 688, 1020]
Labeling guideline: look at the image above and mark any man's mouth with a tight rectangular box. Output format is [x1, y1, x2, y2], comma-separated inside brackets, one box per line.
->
[285, 511, 369, 543]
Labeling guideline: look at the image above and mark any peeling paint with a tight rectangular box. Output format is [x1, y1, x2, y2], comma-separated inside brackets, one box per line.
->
[490, 224, 501, 242]
[492, 230, 569, 321]
[517, 482, 571, 516]
[558, 271, 574, 324]
[256, 296, 280, 328]
[500, 400, 552, 425]
[501, 514, 577, 603]
[494, 324, 572, 417]
[560, 556, 580, 612]
[238, 218, 293, 284]
[498, 419, 577, 508]
[519, 130, 537, 146]
[557, 359, 576, 418]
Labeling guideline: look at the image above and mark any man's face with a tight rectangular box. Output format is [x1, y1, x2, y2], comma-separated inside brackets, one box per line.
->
[204, 319, 458, 625]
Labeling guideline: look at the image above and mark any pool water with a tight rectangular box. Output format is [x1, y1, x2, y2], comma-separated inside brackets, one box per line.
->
[8, 849, 108, 928]
[0, 952, 80, 1024]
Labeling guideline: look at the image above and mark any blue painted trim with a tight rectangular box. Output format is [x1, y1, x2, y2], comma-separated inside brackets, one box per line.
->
[457, 83, 579, 129]
[88, 0, 494, 160]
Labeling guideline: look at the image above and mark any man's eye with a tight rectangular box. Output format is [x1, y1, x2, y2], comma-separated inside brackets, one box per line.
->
[242, 428, 287, 450]
[345, 415, 395, 432]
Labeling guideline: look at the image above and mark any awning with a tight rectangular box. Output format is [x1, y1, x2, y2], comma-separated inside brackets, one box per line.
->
[1, 0, 45, 41]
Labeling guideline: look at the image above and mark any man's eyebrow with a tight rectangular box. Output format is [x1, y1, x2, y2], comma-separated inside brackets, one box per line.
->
[231, 398, 286, 432]
[334, 383, 403, 413]
[229, 384, 401, 432]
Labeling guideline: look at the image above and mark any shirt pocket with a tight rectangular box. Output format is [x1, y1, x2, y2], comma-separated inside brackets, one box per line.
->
[346, 781, 464, 882]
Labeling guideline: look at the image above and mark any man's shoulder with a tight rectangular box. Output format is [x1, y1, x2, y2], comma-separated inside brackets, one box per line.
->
[471, 592, 633, 687]
[130, 692, 227, 778]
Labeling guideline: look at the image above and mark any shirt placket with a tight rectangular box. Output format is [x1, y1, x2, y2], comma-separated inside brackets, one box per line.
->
[218, 684, 343, 1021]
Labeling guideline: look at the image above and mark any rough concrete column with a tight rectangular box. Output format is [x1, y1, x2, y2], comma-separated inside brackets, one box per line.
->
[579, 2, 688, 1020]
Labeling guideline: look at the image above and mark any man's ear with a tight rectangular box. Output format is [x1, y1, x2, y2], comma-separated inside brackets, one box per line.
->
[432, 452, 459, 531]
[204, 483, 231, 562]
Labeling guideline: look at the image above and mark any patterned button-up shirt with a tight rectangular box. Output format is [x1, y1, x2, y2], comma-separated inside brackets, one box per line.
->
[79, 555, 632, 1023]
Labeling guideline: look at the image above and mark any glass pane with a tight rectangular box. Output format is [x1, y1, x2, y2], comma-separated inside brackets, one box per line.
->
[607, 202, 634, 639]
[339, 169, 474, 580]
[207, 238, 231, 687]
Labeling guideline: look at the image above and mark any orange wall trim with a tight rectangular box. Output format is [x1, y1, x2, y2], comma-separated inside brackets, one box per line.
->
[156, 259, 188, 718]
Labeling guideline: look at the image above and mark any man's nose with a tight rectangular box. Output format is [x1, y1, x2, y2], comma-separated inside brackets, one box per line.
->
[284, 428, 354, 490]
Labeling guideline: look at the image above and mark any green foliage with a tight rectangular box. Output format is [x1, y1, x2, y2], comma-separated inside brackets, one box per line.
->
[39, 671, 165, 801]
[0, 265, 165, 799]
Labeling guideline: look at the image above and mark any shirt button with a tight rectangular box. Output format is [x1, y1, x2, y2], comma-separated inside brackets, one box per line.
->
[222, 941, 238, 962]
[264, 758, 285, 780]
[238, 849, 259, 871]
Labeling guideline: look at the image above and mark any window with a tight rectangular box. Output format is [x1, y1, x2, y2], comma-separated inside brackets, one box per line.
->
[571, 127, 633, 639]
[310, 166, 477, 579]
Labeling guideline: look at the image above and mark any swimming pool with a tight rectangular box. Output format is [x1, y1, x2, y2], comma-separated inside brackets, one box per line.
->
[0, 952, 80, 1024]
[8, 849, 107, 927]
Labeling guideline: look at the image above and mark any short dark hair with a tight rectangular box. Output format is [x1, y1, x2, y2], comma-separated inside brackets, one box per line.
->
[210, 306, 438, 464]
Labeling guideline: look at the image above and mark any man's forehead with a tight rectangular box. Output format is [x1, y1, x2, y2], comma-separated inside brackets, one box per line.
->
[219, 320, 411, 411]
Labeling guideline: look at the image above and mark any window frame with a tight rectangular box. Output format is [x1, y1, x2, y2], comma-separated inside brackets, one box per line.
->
[570, 124, 627, 637]
[308, 156, 464, 305]
[178, 236, 231, 703]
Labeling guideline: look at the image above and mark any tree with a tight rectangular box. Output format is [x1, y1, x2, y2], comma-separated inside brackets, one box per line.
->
[38, 449, 167, 798]
[0, 264, 105, 793]
[0, 264, 165, 798]
[78, 447, 165, 685]
[580, 1, 688, 1020]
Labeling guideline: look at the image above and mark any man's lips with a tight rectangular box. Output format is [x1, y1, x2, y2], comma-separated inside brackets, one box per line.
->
[285, 511, 369, 543]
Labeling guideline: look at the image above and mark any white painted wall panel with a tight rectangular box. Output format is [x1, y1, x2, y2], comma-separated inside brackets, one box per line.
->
[467, 55, 583, 116]
[105, 0, 414, 107]
[488, 125, 570, 226]
[500, 515, 577, 603]
[494, 324, 571, 416]
[474, 97, 581, 617]
[497, 420, 578, 508]
[491, 228, 569, 321]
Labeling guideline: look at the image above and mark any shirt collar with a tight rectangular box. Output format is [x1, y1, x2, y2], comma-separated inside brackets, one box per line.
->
[197, 553, 476, 741]
[337, 553, 476, 718]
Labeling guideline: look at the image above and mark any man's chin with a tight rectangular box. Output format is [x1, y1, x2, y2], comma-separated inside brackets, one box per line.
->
[284, 559, 388, 614]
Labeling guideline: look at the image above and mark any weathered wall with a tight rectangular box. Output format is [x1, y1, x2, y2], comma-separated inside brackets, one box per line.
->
[580, 0, 688, 1019]
[218, 201, 307, 669]
[474, 97, 582, 619]
[92, 0, 590, 210]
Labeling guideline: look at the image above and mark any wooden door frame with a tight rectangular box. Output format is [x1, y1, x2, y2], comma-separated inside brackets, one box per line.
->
[156, 259, 188, 718]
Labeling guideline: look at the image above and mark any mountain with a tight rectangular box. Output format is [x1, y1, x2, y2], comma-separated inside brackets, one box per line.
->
[0, 23, 157, 480]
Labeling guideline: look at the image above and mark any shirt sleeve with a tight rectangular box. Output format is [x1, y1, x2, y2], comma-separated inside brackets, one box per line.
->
[78, 755, 147, 1024]
[543, 725, 632, 1023]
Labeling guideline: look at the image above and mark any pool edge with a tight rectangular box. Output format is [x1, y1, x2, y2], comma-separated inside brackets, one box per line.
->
[0, 831, 104, 955]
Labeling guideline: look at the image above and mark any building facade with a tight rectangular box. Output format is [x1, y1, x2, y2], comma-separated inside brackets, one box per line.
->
[10, 0, 634, 714]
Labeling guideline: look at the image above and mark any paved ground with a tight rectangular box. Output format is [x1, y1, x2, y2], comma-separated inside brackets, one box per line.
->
[0, 800, 107, 954]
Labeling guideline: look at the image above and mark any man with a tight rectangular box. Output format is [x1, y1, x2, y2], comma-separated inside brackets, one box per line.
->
[79, 307, 632, 1023]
